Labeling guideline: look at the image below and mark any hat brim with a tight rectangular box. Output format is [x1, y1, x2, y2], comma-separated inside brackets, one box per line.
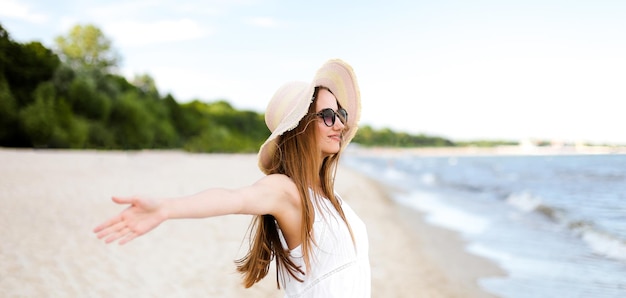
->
[258, 59, 361, 174]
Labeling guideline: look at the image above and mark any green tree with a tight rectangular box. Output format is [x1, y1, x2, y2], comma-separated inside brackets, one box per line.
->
[1, 23, 60, 146]
[143, 96, 177, 148]
[0, 77, 19, 144]
[108, 91, 155, 149]
[177, 100, 213, 139]
[353, 125, 455, 147]
[54, 24, 120, 74]
[19, 83, 57, 147]
[67, 77, 111, 121]
[87, 120, 116, 148]
[1, 24, 60, 107]
[132, 73, 159, 99]
[50, 95, 89, 148]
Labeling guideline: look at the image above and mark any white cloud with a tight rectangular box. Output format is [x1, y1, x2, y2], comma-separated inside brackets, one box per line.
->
[0, 0, 47, 23]
[105, 19, 211, 47]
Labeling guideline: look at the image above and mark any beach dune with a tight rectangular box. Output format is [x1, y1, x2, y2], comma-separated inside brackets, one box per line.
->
[0, 149, 502, 297]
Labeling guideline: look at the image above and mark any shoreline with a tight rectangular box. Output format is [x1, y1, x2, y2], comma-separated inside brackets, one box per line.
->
[346, 144, 626, 157]
[1, 148, 502, 297]
[337, 165, 504, 298]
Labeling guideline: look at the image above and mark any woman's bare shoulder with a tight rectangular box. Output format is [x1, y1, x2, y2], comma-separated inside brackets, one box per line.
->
[254, 174, 300, 205]
[256, 174, 297, 192]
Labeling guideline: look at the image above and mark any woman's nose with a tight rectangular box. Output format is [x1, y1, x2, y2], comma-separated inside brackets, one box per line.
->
[334, 117, 345, 129]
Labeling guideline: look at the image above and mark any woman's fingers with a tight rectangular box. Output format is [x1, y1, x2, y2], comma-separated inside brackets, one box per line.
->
[112, 196, 136, 205]
[102, 224, 137, 244]
[93, 214, 122, 233]
[93, 197, 133, 233]
[93, 196, 137, 237]
[95, 220, 126, 240]
[118, 232, 138, 245]
[104, 229, 126, 244]
[94, 196, 155, 245]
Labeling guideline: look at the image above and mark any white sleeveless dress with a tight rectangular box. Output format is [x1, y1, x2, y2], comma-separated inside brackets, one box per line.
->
[278, 190, 371, 297]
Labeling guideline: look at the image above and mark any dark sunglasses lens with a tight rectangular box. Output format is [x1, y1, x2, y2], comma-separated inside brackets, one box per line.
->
[322, 109, 335, 126]
[338, 108, 348, 123]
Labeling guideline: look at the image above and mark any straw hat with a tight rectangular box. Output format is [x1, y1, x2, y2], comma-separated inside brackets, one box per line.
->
[258, 59, 361, 174]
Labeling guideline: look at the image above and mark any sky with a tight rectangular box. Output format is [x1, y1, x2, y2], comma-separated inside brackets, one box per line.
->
[2, 0, 625, 144]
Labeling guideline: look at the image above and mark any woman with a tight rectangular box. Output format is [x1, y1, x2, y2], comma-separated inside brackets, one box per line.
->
[93, 59, 371, 297]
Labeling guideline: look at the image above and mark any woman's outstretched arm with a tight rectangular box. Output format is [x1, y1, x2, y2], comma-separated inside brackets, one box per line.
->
[93, 174, 299, 245]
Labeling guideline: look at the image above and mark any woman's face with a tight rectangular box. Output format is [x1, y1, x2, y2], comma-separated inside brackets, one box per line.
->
[314, 88, 346, 158]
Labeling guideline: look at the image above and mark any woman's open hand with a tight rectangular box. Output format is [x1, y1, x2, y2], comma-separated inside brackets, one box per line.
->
[93, 196, 167, 245]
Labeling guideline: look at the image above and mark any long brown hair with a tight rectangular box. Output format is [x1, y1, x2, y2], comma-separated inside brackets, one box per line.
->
[235, 87, 355, 288]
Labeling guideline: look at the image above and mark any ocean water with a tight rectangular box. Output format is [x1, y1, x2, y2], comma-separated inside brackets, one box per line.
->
[344, 152, 626, 298]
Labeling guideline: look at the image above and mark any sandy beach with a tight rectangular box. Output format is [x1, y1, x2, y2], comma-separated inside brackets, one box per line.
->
[0, 149, 503, 297]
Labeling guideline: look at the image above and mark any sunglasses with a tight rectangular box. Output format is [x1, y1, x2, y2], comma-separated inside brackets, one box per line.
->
[315, 108, 348, 127]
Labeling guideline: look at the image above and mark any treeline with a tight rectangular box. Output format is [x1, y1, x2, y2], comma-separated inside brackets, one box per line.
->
[1, 23, 463, 152]
[0, 23, 267, 152]
[353, 126, 454, 147]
